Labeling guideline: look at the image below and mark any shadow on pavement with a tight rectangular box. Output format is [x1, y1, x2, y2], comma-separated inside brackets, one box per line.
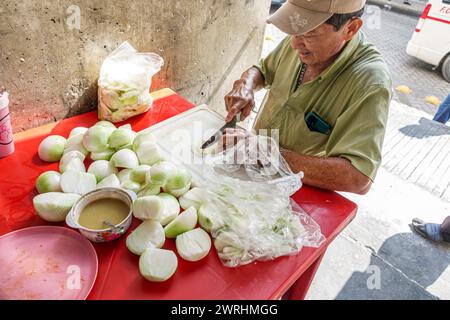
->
[399, 117, 450, 139]
[335, 232, 450, 300]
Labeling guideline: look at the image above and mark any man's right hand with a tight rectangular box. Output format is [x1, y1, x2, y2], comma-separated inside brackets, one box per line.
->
[224, 67, 265, 123]
[224, 79, 255, 122]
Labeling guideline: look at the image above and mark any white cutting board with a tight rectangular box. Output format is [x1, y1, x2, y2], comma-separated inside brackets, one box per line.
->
[139, 104, 240, 186]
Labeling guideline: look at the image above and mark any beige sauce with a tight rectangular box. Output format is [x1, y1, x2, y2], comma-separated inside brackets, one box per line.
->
[78, 198, 129, 230]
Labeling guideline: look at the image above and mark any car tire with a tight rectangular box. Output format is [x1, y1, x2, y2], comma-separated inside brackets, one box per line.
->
[442, 54, 450, 83]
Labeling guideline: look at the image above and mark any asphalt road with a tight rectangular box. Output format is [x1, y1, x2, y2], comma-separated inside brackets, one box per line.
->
[361, 7, 449, 115]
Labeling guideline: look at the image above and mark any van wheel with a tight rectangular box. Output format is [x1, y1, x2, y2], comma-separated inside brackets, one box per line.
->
[442, 54, 450, 83]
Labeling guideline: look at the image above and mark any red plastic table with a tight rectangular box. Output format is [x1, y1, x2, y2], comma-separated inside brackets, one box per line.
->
[0, 89, 357, 300]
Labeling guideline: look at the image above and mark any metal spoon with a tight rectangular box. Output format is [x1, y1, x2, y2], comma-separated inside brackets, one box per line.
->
[102, 220, 116, 229]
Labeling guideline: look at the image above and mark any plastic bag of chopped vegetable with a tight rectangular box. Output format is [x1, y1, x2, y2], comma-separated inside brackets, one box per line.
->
[200, 135, 325, 267]
[98, 41, 164, 123]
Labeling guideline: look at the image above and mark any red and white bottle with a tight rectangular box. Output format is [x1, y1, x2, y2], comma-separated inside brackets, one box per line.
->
[0, 92, 14, 158]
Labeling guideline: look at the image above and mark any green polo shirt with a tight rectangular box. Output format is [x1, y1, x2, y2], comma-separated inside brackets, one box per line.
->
[253, 32, 392, 181]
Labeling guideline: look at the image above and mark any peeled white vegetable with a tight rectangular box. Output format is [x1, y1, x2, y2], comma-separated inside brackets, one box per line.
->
[136, 141, 162, 166]
[96, 174, 121, 189]
[59, 151, 86, 172]
[119, 124, 132, 131]
[126, 220, 165, 255]
[133, 131, 156, 152]
[60, 171, 97, 195]
[117, 168, 133, 183]
[61, 150, 85, 162]
[117, 143, 133, 151]
[139, 248, 178, 282]
[157, 193, 180, 226]
[108, 127, 136, 150]
[164, 206, 197, 238]
[69, 127, 88, 138]
[90, 148, 115, 161]
[133, 196, 164, 220]
[121, 180, 141, 193]
[147, 161, 176, 186]
[179, 187, 208, 210]
[176, 228, 211, 262]
[95, 121, 116, 129]
[87, 160, 118, 182]
[216, 243, 246, 263]
[38, 135, 66, 162]
[35, 171, 62, 194]
[164, 167, 192, 191]
[110, 149, 139, 169]
[130, 165, 151, 184]
[198, 202, 218, 232]
[163, 183, 191, 198]
[62, 158, 86, 173]
[33, 192, 81, 222]
[64, 134, 88, 156]
[137, 184, 161, 197]
[83, 125, 115, 153]
[213, 231, 241, 253]
[118, 169, 142, 193]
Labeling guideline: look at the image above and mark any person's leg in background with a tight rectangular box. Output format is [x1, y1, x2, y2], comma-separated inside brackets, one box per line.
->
[441, 216, 450, 243]
[411, 216, 450, 244]
[433, 93, 450, 124]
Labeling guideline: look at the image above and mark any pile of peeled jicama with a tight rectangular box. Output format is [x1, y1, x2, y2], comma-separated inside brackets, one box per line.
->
[32, 120, 216, 282]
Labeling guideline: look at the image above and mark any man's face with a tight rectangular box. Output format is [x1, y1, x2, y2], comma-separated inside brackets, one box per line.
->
[290, 22, 351, 66]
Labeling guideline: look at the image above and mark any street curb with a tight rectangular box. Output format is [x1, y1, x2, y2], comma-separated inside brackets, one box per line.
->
[366, 0, 423, 18]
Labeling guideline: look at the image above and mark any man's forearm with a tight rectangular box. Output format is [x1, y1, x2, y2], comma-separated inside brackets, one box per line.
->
[241, 67, 265, 92]
[225, 67, 266, 122]
[281, 148, 372, 195]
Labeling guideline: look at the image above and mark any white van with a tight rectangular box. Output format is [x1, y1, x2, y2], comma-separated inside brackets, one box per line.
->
[406, 0, 450, 82]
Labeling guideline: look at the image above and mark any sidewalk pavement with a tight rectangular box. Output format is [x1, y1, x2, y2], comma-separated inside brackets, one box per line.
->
[305, 100, 450, 300]
[383, 101, 450, 202]
[250, 93, 450, 300]
[367, 0, 427, 17]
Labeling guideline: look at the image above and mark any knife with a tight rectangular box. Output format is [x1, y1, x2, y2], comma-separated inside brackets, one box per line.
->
[201, 115, 238, 150]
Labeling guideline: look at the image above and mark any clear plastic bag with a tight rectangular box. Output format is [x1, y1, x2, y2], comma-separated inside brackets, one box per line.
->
[201, 135, 325, 267]
[207, 134, 303, 196]
[98, 42, 164, 123]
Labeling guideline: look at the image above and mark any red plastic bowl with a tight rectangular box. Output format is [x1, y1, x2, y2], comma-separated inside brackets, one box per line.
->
[0, 226, 98, 300]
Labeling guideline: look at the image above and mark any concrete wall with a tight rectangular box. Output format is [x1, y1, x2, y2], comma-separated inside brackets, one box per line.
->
[0, 0, 271, 132]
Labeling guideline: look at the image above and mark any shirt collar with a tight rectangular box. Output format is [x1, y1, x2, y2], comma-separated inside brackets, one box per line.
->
[305, 31, 363, 83]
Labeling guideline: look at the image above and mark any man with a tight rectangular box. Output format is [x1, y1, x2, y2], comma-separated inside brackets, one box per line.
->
[224, 0, 392, 194]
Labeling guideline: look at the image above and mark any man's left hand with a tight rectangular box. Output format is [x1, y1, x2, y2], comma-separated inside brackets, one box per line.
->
[220, 128, 254, 152]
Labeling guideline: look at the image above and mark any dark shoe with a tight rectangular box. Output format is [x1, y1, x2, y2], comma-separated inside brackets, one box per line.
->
[410, 218, 447, 243]
[403, 1, 412, 5]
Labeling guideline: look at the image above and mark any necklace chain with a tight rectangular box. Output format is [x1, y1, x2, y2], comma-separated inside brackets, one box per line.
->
[297, 64, 307, 89]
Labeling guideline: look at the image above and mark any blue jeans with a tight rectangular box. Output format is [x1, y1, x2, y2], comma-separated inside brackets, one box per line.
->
[433, 93, 450, 124]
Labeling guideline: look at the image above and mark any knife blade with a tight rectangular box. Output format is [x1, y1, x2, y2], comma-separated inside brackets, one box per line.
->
[201, 116, 238, 150]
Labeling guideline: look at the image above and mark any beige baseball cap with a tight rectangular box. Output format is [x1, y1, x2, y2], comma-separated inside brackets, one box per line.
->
[267, 0, 366, 35]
